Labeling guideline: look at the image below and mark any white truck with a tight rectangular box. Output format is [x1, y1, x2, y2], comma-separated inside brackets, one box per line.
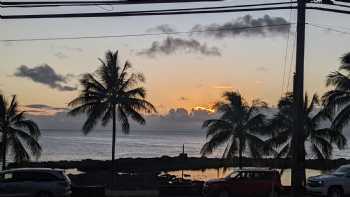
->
[306, 164, 350, 197]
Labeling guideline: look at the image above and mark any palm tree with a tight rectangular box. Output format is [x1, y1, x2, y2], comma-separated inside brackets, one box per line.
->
[201, 91, 270, 168]
[267, 92, 346, 182]
[0, 94, 42, 170]
[68, 50, 156, 174]
[323, 52, 350, 132]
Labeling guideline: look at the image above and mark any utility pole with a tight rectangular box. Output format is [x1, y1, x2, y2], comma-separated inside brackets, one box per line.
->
[292, 0, 306, 194]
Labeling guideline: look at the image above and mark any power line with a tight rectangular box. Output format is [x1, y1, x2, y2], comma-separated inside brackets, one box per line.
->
[334, 0, 350, 4]
[0, 6, 298, 19]
[281, 0, 294, 96]
[1, 1, 297, 9]
[0, 23, 293, 42]
[308, 23, 350, 35]
[307, 6, 350, 14]
[0, 0, 222, 6]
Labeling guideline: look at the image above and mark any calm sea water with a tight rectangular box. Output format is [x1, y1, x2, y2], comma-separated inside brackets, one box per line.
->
[38, 129, 208, 161]
[30, 129, 350, 161]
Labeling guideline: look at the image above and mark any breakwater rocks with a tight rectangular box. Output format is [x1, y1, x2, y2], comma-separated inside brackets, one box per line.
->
[7, 155, 350, 172]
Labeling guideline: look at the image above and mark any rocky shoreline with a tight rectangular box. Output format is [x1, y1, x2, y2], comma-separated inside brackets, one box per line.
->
[8, 155, 350, 172]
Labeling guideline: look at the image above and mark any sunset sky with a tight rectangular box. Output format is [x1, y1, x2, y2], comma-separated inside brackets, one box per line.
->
[1, 0, 350, 115]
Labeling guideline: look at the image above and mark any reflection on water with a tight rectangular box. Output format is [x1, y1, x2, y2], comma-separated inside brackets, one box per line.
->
[167, 168, 324, 186]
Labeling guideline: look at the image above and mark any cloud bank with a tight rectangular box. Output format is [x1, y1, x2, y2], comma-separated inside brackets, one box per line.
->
[137, 37, 221, 57]
[14, 64, 77, 91]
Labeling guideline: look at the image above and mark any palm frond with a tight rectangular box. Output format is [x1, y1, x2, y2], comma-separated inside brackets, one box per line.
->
[10, 127, 42, 159]
[332, 104, 350, 131]
[14, 119, 41, 139]
[117, 107, 130, 134]
[201, 129, 232, 156]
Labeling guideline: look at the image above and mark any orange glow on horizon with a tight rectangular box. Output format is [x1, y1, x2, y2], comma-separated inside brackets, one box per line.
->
[192, 106, 215, 113]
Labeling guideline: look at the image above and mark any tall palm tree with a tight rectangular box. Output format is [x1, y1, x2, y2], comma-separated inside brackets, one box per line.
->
[0, 94, 42, 170]
[267, 93, 346, 181]
[201, 91, 270, 168]
[323, 52, 350, 132]
[68, 50, 156, 174]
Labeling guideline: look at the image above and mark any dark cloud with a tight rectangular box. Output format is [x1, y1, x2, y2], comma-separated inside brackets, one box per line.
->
[14, 64, 77, 91]
[147, 24, 176, 33]
[191, 14, 290, 39]
[137, 37, 221, 57]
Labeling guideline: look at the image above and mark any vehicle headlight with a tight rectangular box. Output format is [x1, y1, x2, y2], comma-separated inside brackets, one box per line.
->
[308, 179, 325, 187]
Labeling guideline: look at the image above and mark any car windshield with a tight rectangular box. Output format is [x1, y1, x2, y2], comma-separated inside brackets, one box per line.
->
[333, 166, 350, 174]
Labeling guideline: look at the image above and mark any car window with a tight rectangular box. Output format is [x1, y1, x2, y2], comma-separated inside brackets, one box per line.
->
[34, 172, 59, 181]
[334, 166, 350, 174]
[0, 172, 15, 182]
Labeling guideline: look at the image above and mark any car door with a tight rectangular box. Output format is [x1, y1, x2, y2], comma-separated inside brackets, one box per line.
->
[226, 171, 252, 197]
[250, 172, 274, 197]
[342, 172, 350, 194]
[0, 172, 28, 197]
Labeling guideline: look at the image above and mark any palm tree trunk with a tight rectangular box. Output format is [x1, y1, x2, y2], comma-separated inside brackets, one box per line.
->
[238, 141, 242, 169]
[2, 130, 7, 171]
[111, 105, 117, 188]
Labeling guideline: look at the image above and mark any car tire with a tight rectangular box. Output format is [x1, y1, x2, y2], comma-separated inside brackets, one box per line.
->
[36, 191, 52, 197]
[328, 187, 343, 197]
[218, 190, 229, 197]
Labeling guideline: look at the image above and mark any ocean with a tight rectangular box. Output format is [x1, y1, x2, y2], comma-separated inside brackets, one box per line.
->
[36, 129, 350, 162]
[38, 129, 208, 161]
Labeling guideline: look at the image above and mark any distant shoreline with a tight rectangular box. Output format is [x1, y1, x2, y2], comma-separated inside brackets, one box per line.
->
[8, 155, 350, 172]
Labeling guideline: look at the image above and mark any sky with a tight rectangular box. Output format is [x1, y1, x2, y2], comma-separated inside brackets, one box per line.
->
[1, 0, 350, 119]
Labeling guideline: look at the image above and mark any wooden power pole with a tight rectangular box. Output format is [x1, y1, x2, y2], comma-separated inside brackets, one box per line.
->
[292, 0, 306, 194]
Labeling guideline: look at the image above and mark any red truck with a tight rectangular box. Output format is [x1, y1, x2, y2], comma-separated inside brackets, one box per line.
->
[202, 169, 281, 197]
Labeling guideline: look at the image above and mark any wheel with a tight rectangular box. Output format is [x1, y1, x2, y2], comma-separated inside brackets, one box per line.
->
[328, 187, 343, 197]
[218, 190, 229, 197]
[36, 192, 52, 197]
[268, 189, 279, 197]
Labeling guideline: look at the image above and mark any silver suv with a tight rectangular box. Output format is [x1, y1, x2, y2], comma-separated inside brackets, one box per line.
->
[0, 168, 72, 197]
[307, 164, 350, 197]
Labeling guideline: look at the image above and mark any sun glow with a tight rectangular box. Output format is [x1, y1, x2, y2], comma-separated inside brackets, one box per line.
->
[192, 106, 215, 113]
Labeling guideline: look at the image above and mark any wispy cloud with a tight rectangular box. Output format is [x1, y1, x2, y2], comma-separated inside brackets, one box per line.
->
[191, 15, 290, 39]
[137, 37, 221, 57]
[54, 52, 68, 59]
[179, 97, 189, 101]
[14, 64, 77, 91]
[256, 66, 269, 72]
[212, 85, 234, 89]
[22, 104, 67, 116]
[147, 24, 176, 33]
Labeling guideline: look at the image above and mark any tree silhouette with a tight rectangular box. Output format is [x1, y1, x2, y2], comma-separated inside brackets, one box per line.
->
[267, 92, 346, 182]
[201, 91, 270, 168]
[68, 50, 156, 178]
[0, 94, 42, 170]
[323, 52, 350, 133]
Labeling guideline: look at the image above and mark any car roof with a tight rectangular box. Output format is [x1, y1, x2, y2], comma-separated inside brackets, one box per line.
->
[340, 164, 350, 168]
[236, 168, 279, 172]
[0, 168, 64, 174]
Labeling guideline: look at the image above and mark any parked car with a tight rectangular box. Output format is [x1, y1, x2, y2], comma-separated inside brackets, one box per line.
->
[307, 164, 350, 197]
[0, 168, 72, 197]
[202, 169, 281, 197]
